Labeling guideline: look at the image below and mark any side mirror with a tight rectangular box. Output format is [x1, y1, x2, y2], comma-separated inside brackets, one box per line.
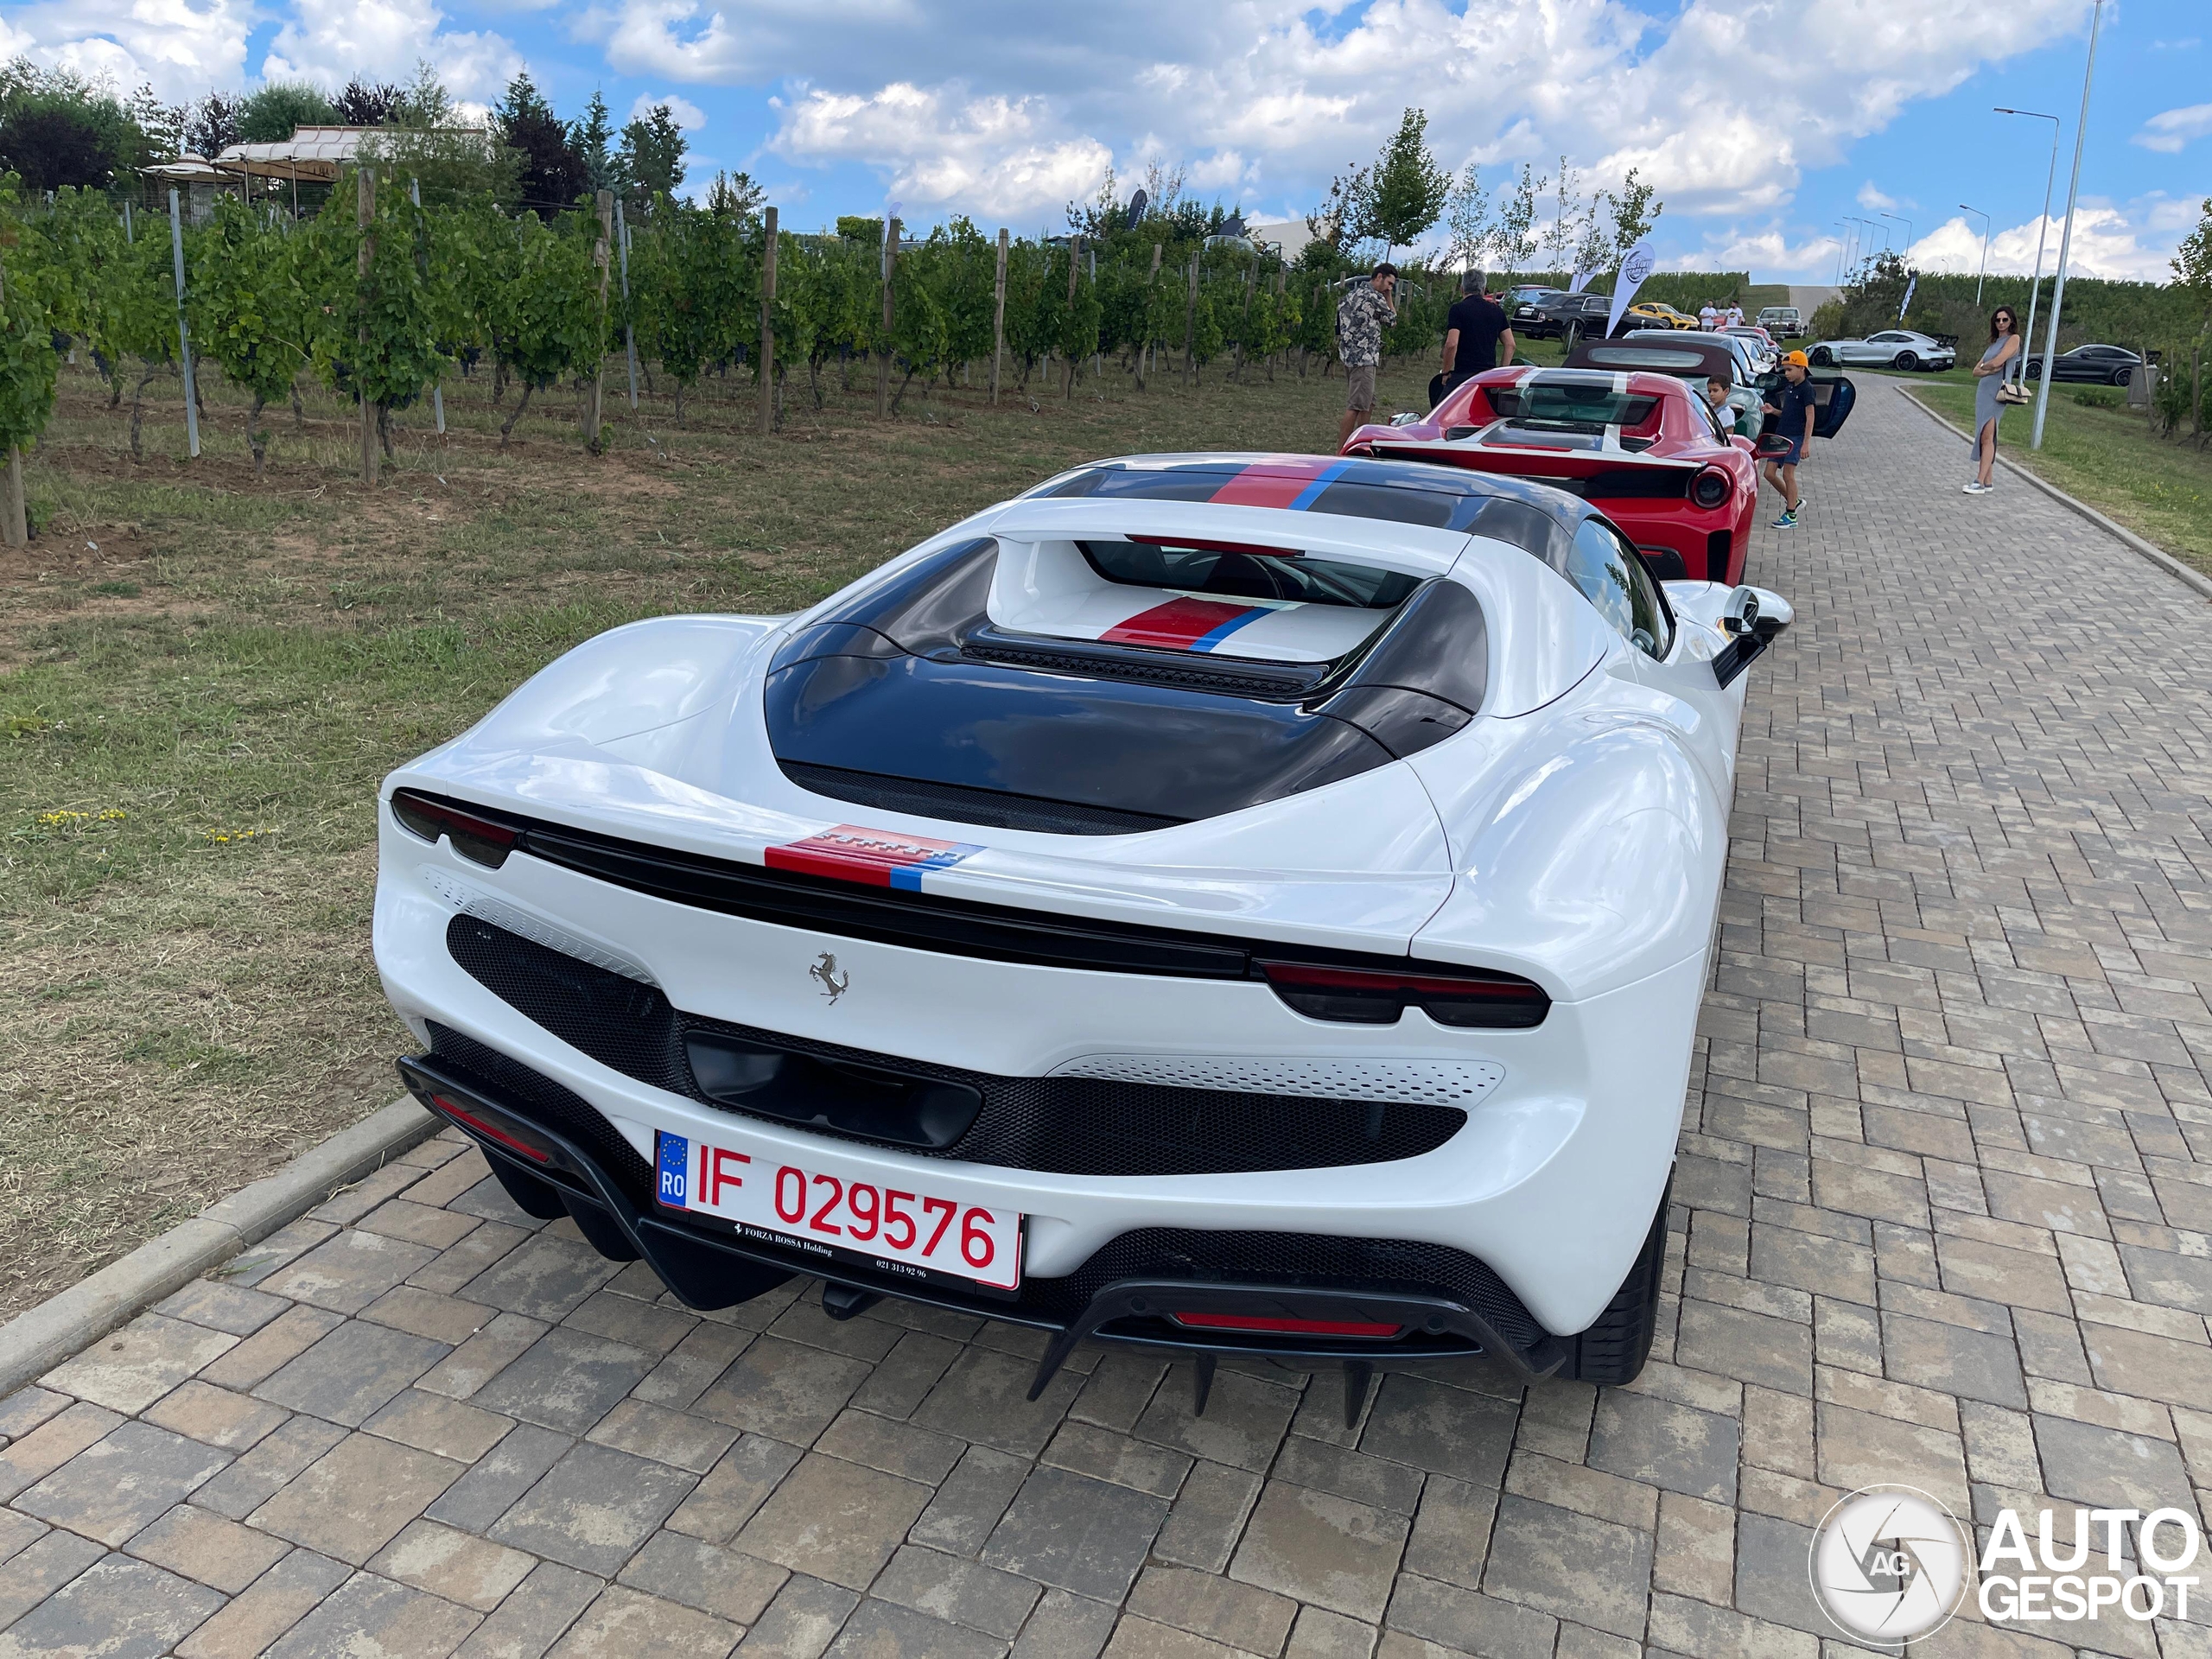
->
[1720, 585, 1760, 636]
[1714, 586, 1793, 688]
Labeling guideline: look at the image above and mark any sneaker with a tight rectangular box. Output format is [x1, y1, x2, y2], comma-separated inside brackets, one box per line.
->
[1962, 481, 1991, 495]
[1770, 510, 1796, 529]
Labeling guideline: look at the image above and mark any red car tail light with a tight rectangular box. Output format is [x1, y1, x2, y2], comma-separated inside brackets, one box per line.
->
[428, 1092, 553, 1164]
[1255, 959, 1549, 1028]
[1690, 468, 1732, 510]
[1172, 1312, 1404, 1338]
[391, 789, 520, 868]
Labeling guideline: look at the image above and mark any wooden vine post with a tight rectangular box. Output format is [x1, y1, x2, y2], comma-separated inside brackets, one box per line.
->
[876, 219, 899, 419]
[1063, 236, 1083, 398]
[1183, 255, 1198, 387]
[586, 189, 613, 454]
[759, 206, 778, 435]
[990, 228, 1007, 405]
[1140, 242, 1160, 389]
[357, 169, 377, 486]
[0, 257, 21, 547]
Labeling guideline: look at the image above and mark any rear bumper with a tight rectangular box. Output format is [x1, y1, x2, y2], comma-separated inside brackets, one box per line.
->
[398, 1049, 1569, 1385]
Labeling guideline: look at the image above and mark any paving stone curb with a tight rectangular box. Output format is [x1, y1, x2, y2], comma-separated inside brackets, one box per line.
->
[1900, 383, 2212, 601]
[0, 1095, 437, 1397]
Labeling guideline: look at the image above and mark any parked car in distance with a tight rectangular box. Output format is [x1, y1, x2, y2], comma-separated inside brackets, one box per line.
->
[1516, 291, 1613, 340]
[1507, 286, 1566, 311]
[1622, 301, 1700, 331]
[1757, 306, 1803, 338]
[2023, 344, 2145, 386]
[1606, 331, 1770, 441]
[1350, 365, 1761, 585]
[1805, 329, 1956, 372]
[1721, 326, 1780, 371]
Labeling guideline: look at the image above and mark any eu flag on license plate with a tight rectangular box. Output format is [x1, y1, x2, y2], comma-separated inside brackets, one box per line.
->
[657, 1134, 689, 1206]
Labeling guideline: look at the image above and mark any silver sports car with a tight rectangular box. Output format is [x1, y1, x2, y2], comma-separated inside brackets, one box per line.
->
[1805, 330, 1955, 372]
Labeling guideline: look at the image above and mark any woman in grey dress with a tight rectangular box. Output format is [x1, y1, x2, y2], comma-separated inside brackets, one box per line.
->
[1965, 306, 2022, 495]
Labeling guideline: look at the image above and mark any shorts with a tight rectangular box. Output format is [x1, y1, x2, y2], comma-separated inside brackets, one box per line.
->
[1344, 364, 1377, 413]
[1770, 443, 1802, 468]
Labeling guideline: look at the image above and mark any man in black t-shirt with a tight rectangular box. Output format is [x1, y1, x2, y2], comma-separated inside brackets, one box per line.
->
[1437, 270, 1513, 404]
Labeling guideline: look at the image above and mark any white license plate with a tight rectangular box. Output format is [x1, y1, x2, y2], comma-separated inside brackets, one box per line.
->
[654, 1131, 1022, 1291]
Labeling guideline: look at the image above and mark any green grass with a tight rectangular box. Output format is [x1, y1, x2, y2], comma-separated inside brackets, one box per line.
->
[1905, 380, 2212, 575]
[0, 346, 1406, 1316]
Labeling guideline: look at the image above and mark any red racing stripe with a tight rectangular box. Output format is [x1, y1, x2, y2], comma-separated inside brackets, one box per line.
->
[1206, 457, 1334, 509]
[1099, 596, 1263, 650]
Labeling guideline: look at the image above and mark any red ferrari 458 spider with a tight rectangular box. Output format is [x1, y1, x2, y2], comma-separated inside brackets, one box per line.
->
[1344, 366, 1759, 585]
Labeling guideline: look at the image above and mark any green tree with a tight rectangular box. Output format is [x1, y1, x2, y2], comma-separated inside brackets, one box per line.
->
[191, 194, 311, 476]
[239, 81, 338, 144]
[497, 72, 587, 213]
[2174, 197, 2212, 316]
[1602, 166, 1662, 263]
[0, 66, 142, 191]
[618, 105, 688, 206]
[1363, 109, 1449, 259]
[1490, 162, 1545, 280]
[574, 91, 617, 194]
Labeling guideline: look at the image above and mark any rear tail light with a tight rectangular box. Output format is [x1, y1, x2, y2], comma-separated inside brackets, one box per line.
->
[428, 1092, 553, 1164]
[1172, 1313, 1404, 1338]
[391, 789, 520, 868]
[1690, 468, 1731, 509]
[1255, 959, 1549, 1028]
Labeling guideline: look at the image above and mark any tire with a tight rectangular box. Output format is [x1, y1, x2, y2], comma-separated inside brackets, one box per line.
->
[1808, 346, 1833, 367]
[2112, 366, 2133, 388]
[2025, 362, 2041, 381]
[1893, 352, 1918, 372]
[1559, 1176, 1671, 1385]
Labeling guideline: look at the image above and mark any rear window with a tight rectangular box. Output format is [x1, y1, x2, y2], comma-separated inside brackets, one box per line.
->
[1488, 386, 1660, 429]
[1577, 346, 1712, 373]
[1079, 541, 1420, 610]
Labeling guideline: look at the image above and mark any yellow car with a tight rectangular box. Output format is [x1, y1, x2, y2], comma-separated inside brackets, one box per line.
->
[1623, 301, 1700, 331]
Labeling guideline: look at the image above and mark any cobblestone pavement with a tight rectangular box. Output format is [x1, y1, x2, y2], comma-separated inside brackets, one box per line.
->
[6, 380, 2212, 1658]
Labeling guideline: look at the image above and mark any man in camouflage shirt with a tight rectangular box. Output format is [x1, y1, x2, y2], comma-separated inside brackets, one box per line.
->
[1336, 263, 1398, 448]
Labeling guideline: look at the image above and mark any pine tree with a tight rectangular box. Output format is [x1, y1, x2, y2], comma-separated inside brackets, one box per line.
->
[618, 105, 688, 204]
[574, 91, 616, 194]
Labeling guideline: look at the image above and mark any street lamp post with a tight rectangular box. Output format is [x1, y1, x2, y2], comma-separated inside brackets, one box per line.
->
[1880, 211, 1913, 260]
[1960, 204, 1992, 302]
[2032, 0, 2104, 450]
[1997, 107, 2062, 391]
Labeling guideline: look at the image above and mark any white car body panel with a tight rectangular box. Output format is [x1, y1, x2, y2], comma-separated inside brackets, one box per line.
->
[375, 462, 1791, 1344]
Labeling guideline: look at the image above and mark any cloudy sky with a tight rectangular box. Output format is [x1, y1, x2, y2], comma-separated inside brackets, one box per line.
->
[3, 0, 2206, 282]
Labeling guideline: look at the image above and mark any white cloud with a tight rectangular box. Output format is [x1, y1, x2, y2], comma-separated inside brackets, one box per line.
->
[595, 0, 2098, 239]
[260, 0, 520, 102]
[1856, 181, 1898, 211]
[1907, 202, 2180, 281]
[631, 91, 707, 129]
[2133, 104, 2212, 154]
[0, 0, 254, 100]
[772, 81, 1116, 222]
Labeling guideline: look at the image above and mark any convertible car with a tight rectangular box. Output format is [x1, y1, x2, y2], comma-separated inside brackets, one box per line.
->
[1351, 364, 1760, 583]
[375, 454, 1791, 1412]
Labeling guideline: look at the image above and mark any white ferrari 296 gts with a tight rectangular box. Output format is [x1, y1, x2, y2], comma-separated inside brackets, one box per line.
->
[375, 452, 1790, 1416]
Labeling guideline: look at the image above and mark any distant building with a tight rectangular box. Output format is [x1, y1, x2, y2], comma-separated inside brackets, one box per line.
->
[141, 126, 492, 220]
[1247, 220, 1319, 261]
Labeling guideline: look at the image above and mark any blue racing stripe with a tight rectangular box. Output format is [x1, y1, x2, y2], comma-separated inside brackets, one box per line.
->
[1189, 607, 1272, 652]
[1285, 459, 1355, 511]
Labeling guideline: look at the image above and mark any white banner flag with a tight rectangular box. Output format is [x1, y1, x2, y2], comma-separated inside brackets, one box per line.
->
[1569, 265, 1597, 294]
[1897, 272, 1916, 319]
[1604, 242, 1656, 339]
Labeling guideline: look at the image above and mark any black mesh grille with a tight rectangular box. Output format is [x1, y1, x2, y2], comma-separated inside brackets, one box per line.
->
[1014, 1227, 1546, 1351]
[779, 762, 1182, 836]
[959, 643, 1321, 702]
[424, 1020, 655, 1198]
[445, 915, 1466, 1178]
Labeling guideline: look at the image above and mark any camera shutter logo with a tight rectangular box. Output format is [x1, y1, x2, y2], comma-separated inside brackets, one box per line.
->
[1808, 1485, 1970, 1643]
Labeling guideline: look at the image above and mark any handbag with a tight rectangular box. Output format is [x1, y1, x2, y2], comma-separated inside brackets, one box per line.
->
[1995, 380, 2031, 406]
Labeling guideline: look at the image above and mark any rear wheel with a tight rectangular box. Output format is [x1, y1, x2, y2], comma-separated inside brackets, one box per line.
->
[1808, 346, 1834, 367]
[1560, 1178, 1671, 1385]
[2112, 366, 2133, 387]
[1893, 352, 1919, 372]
